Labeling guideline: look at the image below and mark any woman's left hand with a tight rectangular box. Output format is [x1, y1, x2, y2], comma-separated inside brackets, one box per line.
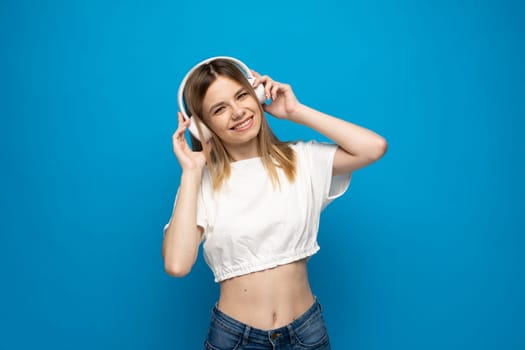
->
[251, 70, 301, 121]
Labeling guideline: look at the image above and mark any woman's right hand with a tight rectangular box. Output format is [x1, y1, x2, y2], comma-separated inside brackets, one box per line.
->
[172, 112, 208, 172]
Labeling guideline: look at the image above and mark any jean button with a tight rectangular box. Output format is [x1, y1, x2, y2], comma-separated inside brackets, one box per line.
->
[271, 332, 281, 340]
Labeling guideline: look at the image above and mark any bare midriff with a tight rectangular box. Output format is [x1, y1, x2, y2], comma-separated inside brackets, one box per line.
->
[217, 258, 315, 330]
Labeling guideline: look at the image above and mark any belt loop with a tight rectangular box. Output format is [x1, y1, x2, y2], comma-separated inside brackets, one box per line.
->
[286, 324, 296, 345]
[242, 325, 251, 345]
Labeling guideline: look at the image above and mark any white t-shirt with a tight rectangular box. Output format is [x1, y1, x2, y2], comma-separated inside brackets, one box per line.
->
[164, 140, 351, 282]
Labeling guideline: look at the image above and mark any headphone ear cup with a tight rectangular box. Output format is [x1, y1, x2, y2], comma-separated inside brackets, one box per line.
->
[248, 77, 267, 104]
[188, 116, 213, 142]
[254, 84, 266, 104]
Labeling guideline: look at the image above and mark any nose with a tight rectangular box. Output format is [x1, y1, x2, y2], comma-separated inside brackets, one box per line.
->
[231, 102, 245, 120]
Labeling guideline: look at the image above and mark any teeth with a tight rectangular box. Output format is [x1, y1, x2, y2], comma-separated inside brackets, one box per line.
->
[234, 118, 252, 130]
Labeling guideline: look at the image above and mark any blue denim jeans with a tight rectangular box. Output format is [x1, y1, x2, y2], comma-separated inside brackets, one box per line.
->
[204, 298, 331, 350]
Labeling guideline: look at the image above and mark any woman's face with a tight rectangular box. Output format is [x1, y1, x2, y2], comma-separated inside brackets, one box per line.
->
[201, 75, 262, 155]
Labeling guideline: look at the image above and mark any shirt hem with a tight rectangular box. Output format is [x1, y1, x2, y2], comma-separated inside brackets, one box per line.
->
[213, 245, 321, 283]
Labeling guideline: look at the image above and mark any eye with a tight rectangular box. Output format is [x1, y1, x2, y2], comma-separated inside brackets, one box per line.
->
[237, 91, 249, 100]
[213, 106, 225, 115]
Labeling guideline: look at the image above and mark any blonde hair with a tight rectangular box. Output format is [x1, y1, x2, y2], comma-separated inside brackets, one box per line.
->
[183, 58, 296, 190]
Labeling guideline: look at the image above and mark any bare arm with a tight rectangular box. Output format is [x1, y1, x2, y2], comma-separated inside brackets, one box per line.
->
[253, 73, 388, 175]
[162, 112, 208, 277]
[162, 171, 203, 277]
[288, 104, 387, 175]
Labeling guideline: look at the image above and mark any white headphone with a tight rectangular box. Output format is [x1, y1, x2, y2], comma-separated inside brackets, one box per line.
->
[177, 56, 266, 142]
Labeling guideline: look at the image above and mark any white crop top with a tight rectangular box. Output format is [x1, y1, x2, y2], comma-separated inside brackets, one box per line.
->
[164, 141, 351, 282]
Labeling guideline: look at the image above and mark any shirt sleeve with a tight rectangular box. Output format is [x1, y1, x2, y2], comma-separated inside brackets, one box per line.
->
[300, 140, 351, 210]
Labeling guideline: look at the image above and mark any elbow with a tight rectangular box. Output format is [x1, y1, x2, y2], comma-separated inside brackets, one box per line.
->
[163, 249, 193, 277]
[164, 260, 192, 278]
[369, 136, 388, 161]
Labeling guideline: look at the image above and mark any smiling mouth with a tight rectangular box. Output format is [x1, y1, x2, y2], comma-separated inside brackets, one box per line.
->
[231, 116, 254, 131]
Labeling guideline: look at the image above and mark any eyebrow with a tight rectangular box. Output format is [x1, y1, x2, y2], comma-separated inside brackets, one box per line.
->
[208, 87, 246, 114]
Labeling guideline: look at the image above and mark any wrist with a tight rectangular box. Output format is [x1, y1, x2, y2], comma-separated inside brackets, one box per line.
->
[288, 103, 310, 124]
[180, 169, 203, 183]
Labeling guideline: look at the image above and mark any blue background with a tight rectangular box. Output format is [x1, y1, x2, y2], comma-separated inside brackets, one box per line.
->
[1, 0, 524, 349]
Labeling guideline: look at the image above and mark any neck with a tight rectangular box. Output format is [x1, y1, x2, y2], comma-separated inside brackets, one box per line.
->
[225, 140, 259, 162]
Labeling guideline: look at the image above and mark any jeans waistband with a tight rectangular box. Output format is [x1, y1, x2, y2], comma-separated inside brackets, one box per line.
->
[210, 298, 323, 346]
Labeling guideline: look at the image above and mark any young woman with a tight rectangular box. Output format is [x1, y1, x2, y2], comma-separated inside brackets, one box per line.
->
[162, 57, 387, 350]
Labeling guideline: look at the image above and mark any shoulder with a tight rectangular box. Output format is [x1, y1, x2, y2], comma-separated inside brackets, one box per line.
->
[290, 140, 338, 158]
[198, 166, 213, 196]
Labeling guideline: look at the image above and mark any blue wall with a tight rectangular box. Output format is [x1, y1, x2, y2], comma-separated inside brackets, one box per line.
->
[1, 0, 523, 349]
